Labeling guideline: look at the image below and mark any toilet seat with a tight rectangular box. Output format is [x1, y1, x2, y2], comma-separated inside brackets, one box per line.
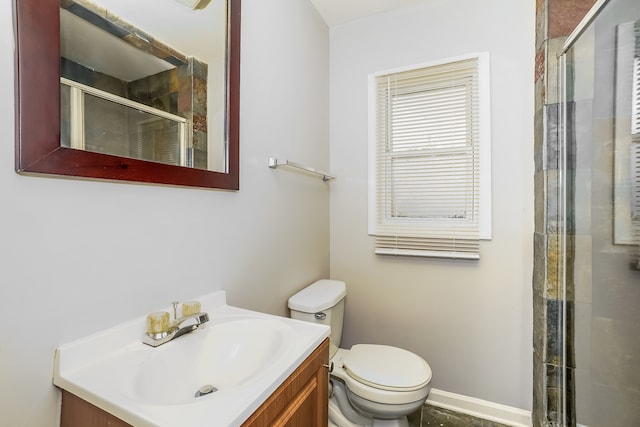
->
[331, 346, 432, 406]
[343, 344, 432, 392]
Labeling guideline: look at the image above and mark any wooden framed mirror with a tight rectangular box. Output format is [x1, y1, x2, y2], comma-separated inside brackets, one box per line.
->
[14, 0, 240, 190]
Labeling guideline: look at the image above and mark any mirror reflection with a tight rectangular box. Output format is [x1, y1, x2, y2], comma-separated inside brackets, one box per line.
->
[59, 0, 228, 172]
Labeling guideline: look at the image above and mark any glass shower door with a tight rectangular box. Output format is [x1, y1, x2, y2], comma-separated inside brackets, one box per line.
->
[560, 0, 640, 425]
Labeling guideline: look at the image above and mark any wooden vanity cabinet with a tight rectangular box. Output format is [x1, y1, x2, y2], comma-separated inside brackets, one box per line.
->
[241, 338, 329, 427]
[60, 338, 329, 427]
[61, 391, 133, 427]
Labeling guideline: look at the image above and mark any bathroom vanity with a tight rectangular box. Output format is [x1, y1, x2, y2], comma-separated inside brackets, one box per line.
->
[54, 291, 329, 427]
[60, 339, 328, 426]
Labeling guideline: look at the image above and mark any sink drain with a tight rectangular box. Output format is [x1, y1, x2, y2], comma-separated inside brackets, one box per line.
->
[195, 384, 218, 398]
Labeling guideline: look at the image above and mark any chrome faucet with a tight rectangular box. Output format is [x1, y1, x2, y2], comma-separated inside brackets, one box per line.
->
[143, 305, 209, 347]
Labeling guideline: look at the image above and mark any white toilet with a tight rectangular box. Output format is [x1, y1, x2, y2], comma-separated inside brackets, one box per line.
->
[288, 279, 432, 427]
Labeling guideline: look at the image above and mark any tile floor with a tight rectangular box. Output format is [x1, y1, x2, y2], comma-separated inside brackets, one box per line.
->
[408, 405, 512, 427]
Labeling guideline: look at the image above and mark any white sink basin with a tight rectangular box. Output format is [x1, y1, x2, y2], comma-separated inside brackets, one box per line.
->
[130, 318, 288, 405]
[53, 291, 329, 427]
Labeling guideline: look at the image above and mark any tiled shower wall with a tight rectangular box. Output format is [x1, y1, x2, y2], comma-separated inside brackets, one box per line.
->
[129, 58, 209, 169]
[533, 0, 595, 426]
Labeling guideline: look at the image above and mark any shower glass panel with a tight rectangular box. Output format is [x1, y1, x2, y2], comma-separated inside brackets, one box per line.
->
[60, 79, 189, 167]
[560, 0, 640, 425]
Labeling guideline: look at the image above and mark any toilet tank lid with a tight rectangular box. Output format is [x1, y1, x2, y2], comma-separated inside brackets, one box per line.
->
[288, 279, 346, 313]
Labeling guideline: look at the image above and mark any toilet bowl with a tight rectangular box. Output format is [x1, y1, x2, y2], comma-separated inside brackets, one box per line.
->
[330, 346, 431, 426]
[288, 280, 432, 427]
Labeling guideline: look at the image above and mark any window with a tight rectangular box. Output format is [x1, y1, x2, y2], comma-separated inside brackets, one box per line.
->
[368, 54, 491, 259]
[632, 25, 640, 268]
[614, 21, 640, 257]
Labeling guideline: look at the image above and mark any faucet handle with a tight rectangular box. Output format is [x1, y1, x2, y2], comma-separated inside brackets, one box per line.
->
[182, 301, 202, 317]
[146, 311, 170, 335]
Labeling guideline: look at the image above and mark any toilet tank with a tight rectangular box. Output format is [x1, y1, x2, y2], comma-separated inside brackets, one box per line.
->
[288, 280, 346, 359]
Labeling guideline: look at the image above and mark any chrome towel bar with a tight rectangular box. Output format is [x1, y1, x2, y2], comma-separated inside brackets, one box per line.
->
[268, 157, 336, 182]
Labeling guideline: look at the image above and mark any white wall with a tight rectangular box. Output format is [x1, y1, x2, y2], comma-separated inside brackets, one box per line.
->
[329, 0, 535, 410]
[0, 0, 329, 425]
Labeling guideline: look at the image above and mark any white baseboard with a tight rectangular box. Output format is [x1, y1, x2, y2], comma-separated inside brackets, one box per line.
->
[426, 388, 532, 427]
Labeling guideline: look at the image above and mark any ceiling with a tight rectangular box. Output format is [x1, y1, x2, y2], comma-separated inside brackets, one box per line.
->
[60, 10, 174, 82]
[61, 0, 425, 82]
[60, 0, 226, 82]
[309, 0, 425, 27]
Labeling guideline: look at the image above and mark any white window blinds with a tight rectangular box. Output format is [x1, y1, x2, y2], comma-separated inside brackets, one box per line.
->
[632, 24, 640, 268]
[371, 55, 489, 259]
